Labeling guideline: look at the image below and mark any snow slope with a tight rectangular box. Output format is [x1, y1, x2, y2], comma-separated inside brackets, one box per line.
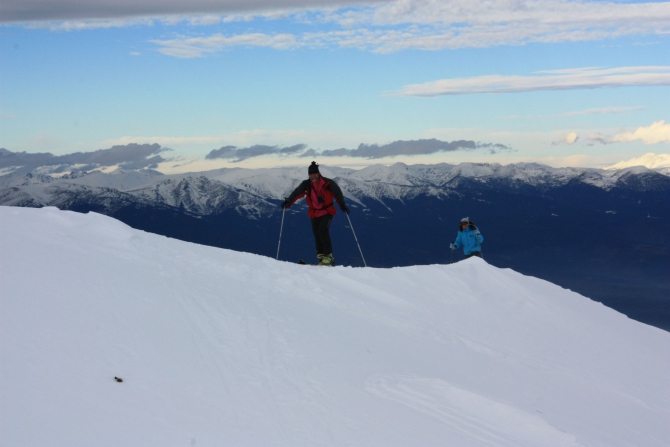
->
[1, 207, 669, 447]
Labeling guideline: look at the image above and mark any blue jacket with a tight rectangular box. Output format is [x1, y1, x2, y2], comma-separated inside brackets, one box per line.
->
[453, 226, 483, 255]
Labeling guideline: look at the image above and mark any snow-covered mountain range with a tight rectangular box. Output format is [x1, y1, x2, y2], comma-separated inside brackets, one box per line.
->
[2, 206, 669, 447]
[2, 161, 669, 216]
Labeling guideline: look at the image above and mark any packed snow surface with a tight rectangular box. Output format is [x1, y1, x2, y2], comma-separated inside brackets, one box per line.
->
[1, 207, 669, 447]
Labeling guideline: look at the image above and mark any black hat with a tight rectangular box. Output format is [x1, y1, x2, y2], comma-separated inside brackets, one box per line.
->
[308, 161, 320, 175]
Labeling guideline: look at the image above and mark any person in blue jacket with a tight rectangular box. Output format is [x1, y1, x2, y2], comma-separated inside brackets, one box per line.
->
[450, 217, 484, 258]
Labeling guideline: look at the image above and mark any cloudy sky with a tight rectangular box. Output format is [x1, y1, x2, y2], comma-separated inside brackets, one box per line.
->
[1, 0, 669, 173]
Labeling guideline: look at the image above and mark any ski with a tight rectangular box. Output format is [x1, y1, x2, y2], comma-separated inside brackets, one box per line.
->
[298, 259, 334, 267]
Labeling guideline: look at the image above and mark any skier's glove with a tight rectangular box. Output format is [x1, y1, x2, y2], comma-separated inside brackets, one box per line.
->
[450, 243, 455, 250]
[281, 199, 289, 209]
[342, 205, 350, 214]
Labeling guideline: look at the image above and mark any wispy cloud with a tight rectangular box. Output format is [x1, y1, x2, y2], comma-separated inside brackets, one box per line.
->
[388, 66, 670, 96]
[323, 0, 670, 29]
[152, 33, 300, 57]
[0, 144, 169, 171]
[320, 139, 512, 158]
[27, 17, 155, 31]
[588, 133, 610, 145]
[19, 11, 303, 31]
[205, 144, 307, 162]
[561, 106, 646, 117]
[329, 1, 670, 53]
[197, 138, 513, 162]
[257, 0, 670, 54]
[589, 121, 670, 145]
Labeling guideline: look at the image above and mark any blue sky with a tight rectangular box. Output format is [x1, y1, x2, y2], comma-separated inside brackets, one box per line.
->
[1, 0, 669, 172]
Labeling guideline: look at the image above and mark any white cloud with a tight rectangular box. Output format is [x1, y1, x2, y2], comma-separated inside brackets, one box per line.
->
[152, 33, 300, 57]
[610, 121, 670, 145]
[388, 66, 670, 96]
[588, 121, 670, 145]
[552, 132, 579, 146]
[605, 152, 670, 170]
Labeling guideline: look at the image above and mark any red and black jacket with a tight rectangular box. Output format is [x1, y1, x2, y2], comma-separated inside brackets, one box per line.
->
[285, 176, 347, 219]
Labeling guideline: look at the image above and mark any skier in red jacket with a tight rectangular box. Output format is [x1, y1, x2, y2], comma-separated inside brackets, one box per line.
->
[281, 162, 349, 266]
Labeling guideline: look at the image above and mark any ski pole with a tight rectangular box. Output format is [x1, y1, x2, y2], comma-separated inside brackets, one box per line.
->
[476, 231, 484, 260]
[345, 213, 367, 267]
[450, 248, 454, 264]
[276, 206, 286, 260]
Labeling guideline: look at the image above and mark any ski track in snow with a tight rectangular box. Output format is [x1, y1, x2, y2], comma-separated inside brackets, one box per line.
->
[1, 206, 669, 447]
[365, 374, 580, 447]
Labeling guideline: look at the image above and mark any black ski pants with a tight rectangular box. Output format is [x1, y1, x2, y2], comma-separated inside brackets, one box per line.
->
[465, 251, 481, 259]
[311, 214, 333, 256]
